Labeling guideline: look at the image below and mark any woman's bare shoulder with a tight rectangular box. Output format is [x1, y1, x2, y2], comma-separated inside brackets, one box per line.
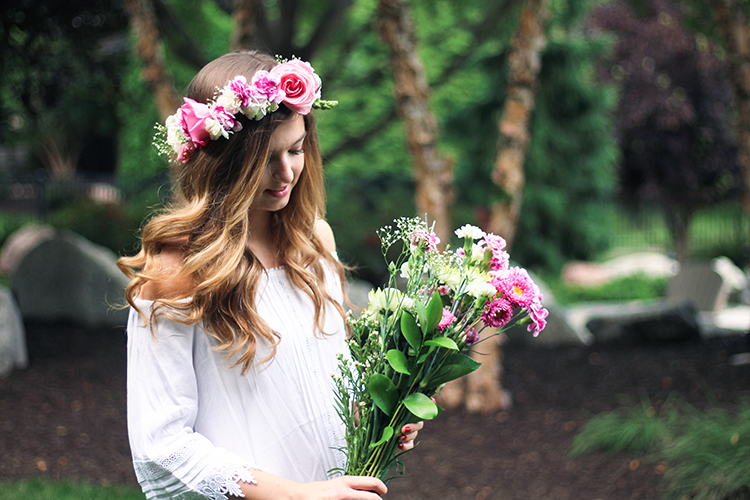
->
[138, 239, 193, 301]
[314, 218, 337, 254]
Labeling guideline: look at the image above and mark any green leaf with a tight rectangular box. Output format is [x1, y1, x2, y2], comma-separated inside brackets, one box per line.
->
[400, 311, 422, 350]
[367, 373, 398, 416]
[369, 426, 395, 448]
[428, 353, 482, 387]
[425, 292, 444, 333]
[424, 337, 459, 350]
[403, 393, 439, 420]
[386, 349, 411, 374]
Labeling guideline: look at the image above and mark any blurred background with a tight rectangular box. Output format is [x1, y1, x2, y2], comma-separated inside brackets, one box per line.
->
[1, 0, 748, 284]
[1, 0, 750, 499]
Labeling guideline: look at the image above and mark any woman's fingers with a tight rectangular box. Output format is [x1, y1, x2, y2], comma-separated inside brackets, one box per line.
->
[397, 421, 424, 450]
[339, 475, 388, 497]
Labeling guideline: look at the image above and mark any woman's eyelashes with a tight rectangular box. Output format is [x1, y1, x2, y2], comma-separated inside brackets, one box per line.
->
[290, 147, 306, 155]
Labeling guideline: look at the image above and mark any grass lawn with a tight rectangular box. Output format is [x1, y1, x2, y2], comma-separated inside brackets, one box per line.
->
[0, 480, 144, 500]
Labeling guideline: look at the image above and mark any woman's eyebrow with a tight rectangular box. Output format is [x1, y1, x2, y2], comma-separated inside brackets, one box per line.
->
[292, 132, 308, 146]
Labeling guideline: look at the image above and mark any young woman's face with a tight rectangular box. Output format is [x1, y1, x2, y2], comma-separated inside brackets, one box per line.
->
[251, 114, 307, 214]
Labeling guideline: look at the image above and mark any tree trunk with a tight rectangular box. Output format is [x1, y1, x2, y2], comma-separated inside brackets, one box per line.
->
[376, 0, 454, 245]
[709, 0, 750, 264]
[231, 0, 259, 51]
[487, 0, 550, 247]
[125, 0, 180, 122]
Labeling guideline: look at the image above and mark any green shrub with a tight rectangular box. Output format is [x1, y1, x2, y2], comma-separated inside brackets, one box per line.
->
[572, 401, 750, 500]
[549, 274, 669, 305]
[661, 405, 750, 500]
[570, 401, 673, 456]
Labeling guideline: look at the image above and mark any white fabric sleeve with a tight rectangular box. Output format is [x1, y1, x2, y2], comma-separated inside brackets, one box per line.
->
[127, 303, 256, 500]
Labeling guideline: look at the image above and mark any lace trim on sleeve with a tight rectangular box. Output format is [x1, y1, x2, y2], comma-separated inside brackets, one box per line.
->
[133, 434, 257, 500]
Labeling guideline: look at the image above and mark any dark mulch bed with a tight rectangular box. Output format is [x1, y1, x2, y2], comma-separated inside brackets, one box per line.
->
[1, 322, 749, 499]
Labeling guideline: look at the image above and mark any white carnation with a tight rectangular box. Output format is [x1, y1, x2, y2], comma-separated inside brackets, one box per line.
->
[205, 118, 225, 140]
[400, 262, 411, 279]
[216, 89, 242, 114]
[455, 224, 486, 240]
[437, 268, 461, 289]
[467, 279, 496, 298]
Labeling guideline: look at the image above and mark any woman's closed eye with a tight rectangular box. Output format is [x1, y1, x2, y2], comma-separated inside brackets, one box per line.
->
[289, 147, 306, 155]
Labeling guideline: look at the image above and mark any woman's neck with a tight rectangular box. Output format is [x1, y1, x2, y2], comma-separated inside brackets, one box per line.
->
[246, 209, 280, 269]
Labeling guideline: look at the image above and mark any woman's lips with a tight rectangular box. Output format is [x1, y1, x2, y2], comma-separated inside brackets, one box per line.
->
[266, 185, 290, 198]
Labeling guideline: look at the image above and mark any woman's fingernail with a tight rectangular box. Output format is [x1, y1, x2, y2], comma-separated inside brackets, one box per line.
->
[403, 426, 410, 433]
[398, 443, 404, 449]
[400, 435, 407, 441]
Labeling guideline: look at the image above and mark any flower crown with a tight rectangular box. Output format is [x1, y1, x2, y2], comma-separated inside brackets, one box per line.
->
[154, 57, 337, 163]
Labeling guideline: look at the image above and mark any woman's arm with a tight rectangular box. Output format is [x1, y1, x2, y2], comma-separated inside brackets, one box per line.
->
[315, 218, 337, 254]
[234, 471, 386, 500]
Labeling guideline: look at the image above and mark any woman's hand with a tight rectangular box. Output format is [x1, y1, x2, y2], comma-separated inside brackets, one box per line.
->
[300, 476, 388, 499]
[397, 421, 424, 451]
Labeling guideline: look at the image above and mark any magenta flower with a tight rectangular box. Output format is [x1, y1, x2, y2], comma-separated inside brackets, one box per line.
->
[492, 267, 538, 308]
[211, 105, 238, 131]
[411, 228, 440, 252]
[177, 142, 195, 164]
[179, 97, 212, 147]
[464, 328, 480, 346]
[437, 307, 455, 331]
[250, 70, 284, 104]
[228, 75, 254, 108]
[480, 298, 514, 328]
[527, 301, 548, 337]
[482, 233, 510, 271]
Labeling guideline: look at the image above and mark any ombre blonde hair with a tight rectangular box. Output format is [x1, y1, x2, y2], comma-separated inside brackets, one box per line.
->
[118, 51, 346, 373]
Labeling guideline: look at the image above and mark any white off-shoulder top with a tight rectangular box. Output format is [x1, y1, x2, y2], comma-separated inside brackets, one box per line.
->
[126, 264, 349, 499]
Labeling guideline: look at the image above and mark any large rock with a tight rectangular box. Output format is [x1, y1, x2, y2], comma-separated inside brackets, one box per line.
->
[0, 224, 55, 275]
[11, 230, 129, 329]
[0, 287, 27, 377]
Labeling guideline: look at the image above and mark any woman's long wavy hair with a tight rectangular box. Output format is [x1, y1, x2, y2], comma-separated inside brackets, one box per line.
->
[118, 51, 347, 373]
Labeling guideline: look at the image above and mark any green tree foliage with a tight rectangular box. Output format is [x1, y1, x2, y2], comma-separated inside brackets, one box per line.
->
[513, 35, 619, 273]
[0, 0, 129, 175]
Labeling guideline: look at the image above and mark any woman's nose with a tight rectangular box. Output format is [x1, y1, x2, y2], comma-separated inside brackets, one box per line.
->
[271, 157, 294, 183]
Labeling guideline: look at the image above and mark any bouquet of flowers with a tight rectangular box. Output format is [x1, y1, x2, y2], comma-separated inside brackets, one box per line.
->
[332, 217, 548, 482]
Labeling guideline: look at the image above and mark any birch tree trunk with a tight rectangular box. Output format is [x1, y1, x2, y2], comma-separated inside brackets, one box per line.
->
[376, 0, 454, 245]
[231, 0, 259, 51]
[709, 0, 750, 263]
[487, 0, 550, 246]
[125, 0, 180, 122]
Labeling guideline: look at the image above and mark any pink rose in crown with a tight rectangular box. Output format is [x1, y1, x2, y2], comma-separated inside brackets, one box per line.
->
[271, 59, 321, 115]
[180, 97, 212, 147]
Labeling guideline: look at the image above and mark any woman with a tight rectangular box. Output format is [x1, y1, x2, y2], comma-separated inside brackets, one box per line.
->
[119, 51, 420, 500]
